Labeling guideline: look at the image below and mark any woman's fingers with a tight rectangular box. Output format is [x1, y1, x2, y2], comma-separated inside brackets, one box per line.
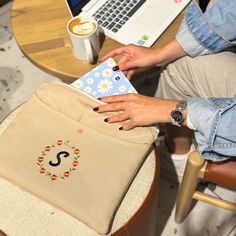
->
[115, 56, 136, 80]
[126, 69, 135, 80]
[103, 109, 138, 131]
[94, 94, 173, 130]
[120, 121, 137, 131]
[104, 112, 130, 124]
[96, 101, 125, 113]
[99, 46, 129, 62]
[104, 114, 137, 131]
[100, 93, 138, 104]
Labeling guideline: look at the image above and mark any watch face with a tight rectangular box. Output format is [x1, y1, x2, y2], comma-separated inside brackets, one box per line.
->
[171, 110, 184, 123]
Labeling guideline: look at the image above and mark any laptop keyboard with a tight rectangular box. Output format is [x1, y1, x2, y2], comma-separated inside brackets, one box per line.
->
[93, 0, 146, 33]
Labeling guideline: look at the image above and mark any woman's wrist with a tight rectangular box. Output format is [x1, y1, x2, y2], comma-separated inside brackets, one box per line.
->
[154, 39, 186, 66]
[156, 99, 189, 127]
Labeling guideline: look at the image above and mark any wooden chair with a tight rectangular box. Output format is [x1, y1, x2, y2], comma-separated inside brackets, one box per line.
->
[175, 151, 236, 223]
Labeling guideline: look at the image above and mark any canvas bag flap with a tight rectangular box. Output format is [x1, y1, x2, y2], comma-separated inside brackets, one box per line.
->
[0, 82, 158, 234]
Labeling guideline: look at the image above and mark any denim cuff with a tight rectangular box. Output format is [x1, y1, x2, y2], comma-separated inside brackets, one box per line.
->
[176, 1, 235, 57]
[187, 97, 236, 161]
[187, 98, 217, 140]
[175, 19, 211, 57]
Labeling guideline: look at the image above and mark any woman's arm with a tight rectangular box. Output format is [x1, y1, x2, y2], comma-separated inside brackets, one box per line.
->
[187, 96, 236, 161]
[99, 39, 186, 79]
[96, 94, 236, 161]
[95, 94, 187, 130]
[176, 0, 236, 57]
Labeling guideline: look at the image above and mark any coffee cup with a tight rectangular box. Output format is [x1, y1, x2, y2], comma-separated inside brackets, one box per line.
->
[67, 16, 100, 64]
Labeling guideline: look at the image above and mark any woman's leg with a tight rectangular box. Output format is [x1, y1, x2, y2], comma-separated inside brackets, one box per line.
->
[156, 51, 236, 154]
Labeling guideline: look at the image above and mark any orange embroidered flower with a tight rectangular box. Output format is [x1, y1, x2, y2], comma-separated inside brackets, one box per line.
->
[40, 168, 46, 174]
[74, 149, 80, 155]
[73, 160, 79, 167]
[51, 174, 57, 181]
[37, 156, 44, 163]
[57, 140, 63, 145]
[64, 171, 70, 177]
[45, 146, 51, 151]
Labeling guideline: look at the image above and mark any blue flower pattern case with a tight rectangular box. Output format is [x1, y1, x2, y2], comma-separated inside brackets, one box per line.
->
[70, 58, 137, 98]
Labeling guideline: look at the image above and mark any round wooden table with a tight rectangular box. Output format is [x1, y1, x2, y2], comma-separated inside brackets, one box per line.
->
[11, 0, 184, 83]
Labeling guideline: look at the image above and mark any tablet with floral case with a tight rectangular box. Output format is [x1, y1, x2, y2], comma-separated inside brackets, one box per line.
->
[71, 58, 137, 98]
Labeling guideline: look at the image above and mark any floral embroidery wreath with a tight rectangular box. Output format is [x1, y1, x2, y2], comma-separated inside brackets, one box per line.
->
[36, 140, 80, 181]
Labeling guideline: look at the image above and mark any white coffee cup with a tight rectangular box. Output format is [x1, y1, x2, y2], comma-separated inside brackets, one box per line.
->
[67, 16, 100, 64]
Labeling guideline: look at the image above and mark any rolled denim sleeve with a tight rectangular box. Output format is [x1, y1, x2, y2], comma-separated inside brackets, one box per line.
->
[176, 0, 236, 57]
[187, 96, 236, 161]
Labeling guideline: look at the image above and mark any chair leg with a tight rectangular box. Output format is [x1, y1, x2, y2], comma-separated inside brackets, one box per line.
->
[175, 151, 205, 223]
[193, 191, 236, 212]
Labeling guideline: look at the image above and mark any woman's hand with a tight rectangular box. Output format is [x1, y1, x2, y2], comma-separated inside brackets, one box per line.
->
[100, 44, 158, 79]
[99, 39, 186, 79]
[95, 94, 180, 130]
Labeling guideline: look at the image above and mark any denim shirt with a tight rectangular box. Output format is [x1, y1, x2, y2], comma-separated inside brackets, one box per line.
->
[176, 0, 236, 161]
[176, 0, 236, 57]
[188, 97, 236, 161]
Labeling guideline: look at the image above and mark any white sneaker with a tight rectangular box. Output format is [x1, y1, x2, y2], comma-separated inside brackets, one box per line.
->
[156, 137, 195, 183]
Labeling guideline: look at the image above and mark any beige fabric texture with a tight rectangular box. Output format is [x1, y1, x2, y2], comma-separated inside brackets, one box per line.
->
[156, 52, 236, 100]
[0, 82, 158, 234]
[0, 142, 156, 235]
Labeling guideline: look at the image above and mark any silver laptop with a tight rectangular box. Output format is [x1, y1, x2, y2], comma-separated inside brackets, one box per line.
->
[65, 0, 190, 47]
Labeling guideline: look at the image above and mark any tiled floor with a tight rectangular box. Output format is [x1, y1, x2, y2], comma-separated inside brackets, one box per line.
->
[0, 1, 60, 123]
[1, 2, 236, 236]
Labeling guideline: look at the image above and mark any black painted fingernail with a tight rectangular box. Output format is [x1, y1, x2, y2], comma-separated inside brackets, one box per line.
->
[119, 127, 123, 130]
[104, 118, 108, 122]
[93, 107, 99, 112]
[97, 97, 102, 100]
[113, 65, 119, 71]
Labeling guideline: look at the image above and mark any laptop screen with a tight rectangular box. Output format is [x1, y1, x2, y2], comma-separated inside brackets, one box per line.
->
[66, 0, 89, 17]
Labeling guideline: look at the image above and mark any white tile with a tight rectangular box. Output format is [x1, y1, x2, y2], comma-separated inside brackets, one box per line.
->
[210, 184, 236, 203]
[0, 2, 13, 45]
[228, 225, 236, 236]
[0, 25, 12, 45]
[0, 1, 13, 27]
[0, 35, 60, 122]
[156, 177, 236, 236]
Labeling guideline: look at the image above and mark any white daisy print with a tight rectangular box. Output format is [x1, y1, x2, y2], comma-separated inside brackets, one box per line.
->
[97, 79, 113, 94]
[118, 85, 126, 92]
[95, 72, 100, 78]
[107, 58, 116, 67]
[86, 78, 94, 84]
[92, 91, 97, 96]
[84, 86, 92, 93]
[76, 80, 83, 89]
[102, 68, 112, 78]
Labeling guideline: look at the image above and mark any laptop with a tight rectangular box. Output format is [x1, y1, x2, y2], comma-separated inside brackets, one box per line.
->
[65, 0, 190, 47]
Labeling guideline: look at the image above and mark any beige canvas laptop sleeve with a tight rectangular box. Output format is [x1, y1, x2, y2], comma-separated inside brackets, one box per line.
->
[0, 82, 158, 234]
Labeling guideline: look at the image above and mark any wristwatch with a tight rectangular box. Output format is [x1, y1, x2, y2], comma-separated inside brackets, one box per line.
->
[170, 100, 187, 126]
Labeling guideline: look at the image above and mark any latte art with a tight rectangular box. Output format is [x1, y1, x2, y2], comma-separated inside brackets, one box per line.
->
[67, 16, 100, 63]
[69, 19, 96, 36]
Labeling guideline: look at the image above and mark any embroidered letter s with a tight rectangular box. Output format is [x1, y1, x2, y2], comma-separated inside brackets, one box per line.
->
[49, 151, 70, 167]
